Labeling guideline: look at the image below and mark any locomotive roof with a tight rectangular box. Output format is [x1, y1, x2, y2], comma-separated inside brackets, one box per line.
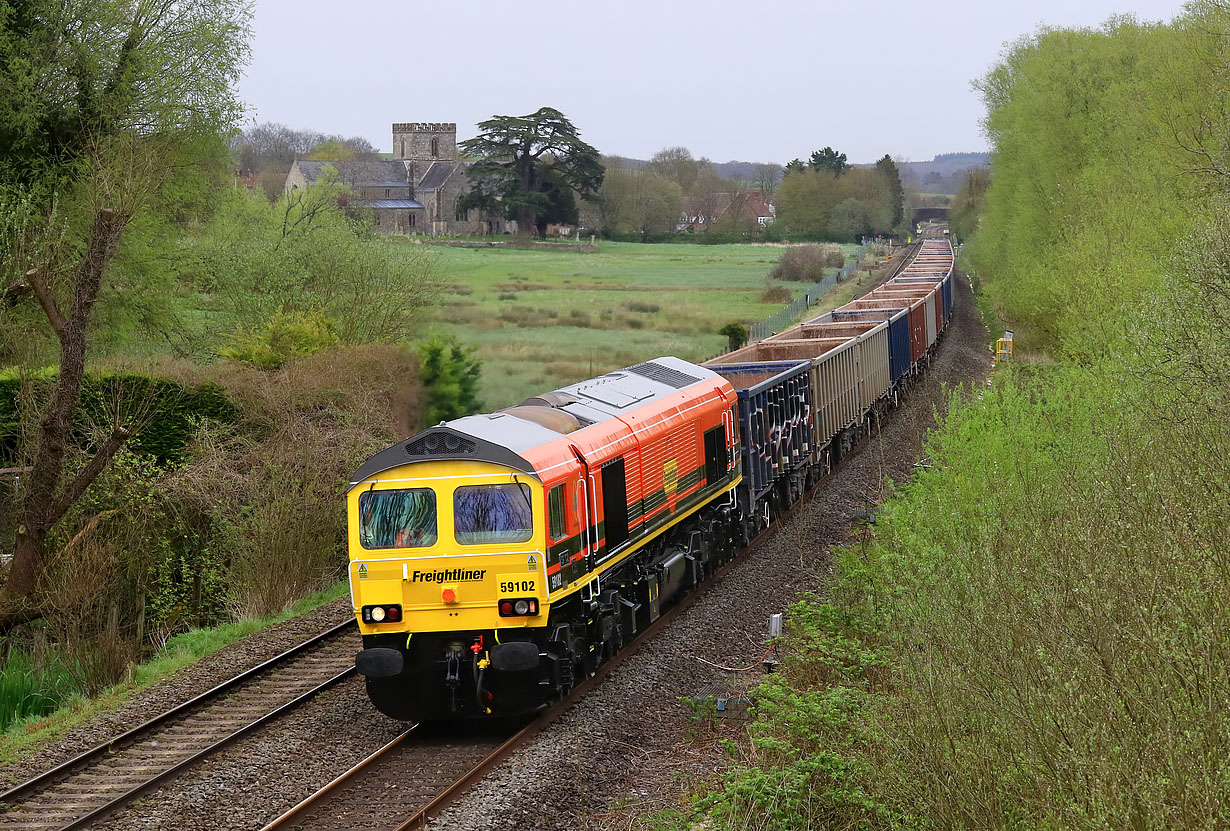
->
[450, 357, 720, 443]
[346, 358, 722, 489]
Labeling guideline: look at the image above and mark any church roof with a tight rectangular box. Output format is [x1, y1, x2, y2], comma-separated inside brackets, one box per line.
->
[295, 160, 409, 187]
[416, 161, 462, 191]
[369, 199, 425, 209]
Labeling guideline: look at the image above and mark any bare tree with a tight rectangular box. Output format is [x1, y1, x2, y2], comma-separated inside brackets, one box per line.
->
[754, 162, 783, 205]
[689, 159, 728, 231]
[649, 146, 699, 193]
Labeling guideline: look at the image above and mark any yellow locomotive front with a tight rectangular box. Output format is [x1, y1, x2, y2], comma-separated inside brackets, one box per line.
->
[348, 456, 551, 720]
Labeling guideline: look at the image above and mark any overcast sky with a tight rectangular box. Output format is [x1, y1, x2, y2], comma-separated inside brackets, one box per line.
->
[238, 0, 1188, 165]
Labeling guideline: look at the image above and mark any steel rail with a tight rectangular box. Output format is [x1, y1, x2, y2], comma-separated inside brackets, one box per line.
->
[260, 727, 418, 829]
[1, 617, 357, 826]
[56, 666, 356, 831]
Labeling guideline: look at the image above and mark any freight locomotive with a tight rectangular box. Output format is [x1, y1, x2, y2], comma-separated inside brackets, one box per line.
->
[347, 238, 956, 721]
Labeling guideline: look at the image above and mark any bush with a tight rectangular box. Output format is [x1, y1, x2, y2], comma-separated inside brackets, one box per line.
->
[759, 286, 792, 304]
[181, 188, 440, 350]
[176, 345, 420, 617]
[770, 244, 846, 283]
[219, 309, 340, 369]
[719, 322, 749, 352]
[418, 335, 482, 427]
[1, 373, 237, 466]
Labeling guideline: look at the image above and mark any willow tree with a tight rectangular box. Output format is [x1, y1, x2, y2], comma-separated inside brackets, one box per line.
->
[0, 0, 250, 633]
[458, 107, 603, 237]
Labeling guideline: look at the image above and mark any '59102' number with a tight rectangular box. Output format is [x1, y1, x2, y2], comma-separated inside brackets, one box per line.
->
[500, 579, 535, 593]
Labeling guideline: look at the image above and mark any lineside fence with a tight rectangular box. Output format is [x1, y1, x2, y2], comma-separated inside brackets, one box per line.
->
[748, 258, 860, 342]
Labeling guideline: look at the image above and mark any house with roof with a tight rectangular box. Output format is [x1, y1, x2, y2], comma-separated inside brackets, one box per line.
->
[679, 190, 775, 231]
[284, 122, 508, 236]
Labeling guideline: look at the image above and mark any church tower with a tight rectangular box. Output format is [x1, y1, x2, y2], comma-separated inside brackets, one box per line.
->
[392, 122, 457, 164]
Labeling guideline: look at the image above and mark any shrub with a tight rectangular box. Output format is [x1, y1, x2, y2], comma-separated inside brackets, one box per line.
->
[770, 244, 845, 282]
[418, 335, 482, 426]
[219, 309, 340, 369]
[719, 322, 749, 352]
[1, 373, 236, 466]
[760, 286, 792, 304]
[181, 188, 440, 349]
[178, 345, 420, 617]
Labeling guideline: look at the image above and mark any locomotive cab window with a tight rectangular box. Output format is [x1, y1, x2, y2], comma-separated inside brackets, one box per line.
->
[359, 489, 437, 549]
[455, 483, 534, 545]
[547, 484, 566, 540]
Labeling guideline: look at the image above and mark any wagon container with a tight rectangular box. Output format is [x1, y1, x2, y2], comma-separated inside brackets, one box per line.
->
[906, 300, 926, 361]
[828, 306, 911, 382]
[699, 359, 812, 519]
[924, 292, 938, 345]
[771, 320, 891, 416]
[713, 338, 854, 453]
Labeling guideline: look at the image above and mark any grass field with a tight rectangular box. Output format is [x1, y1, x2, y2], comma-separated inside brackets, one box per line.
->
[407, 240, 859, 408]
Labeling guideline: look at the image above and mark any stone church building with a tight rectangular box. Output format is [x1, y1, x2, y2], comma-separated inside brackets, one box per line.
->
[284, 122, 508, 236]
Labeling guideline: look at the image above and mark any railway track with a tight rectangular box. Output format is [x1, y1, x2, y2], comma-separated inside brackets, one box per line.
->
[0, 619, 359, 830]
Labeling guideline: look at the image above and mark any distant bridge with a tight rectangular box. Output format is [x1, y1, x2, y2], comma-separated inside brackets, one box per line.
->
[913, 207, 949, 224]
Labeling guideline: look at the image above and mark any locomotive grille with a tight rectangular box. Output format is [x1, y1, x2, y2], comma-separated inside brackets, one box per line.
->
[626, 361, 702, 389]
[405, 432, 476, 457]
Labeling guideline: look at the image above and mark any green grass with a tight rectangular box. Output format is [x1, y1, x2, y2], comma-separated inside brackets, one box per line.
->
[0, 580, 349, 765]
[398, 240, 858, 408]
[0, 652, 80, 734]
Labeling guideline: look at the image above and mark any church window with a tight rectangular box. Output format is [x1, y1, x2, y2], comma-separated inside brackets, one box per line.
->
[456, 207, 469, 222]
[385, 188, 390, 198]
[408, 213, 416, 227]
[431, 137, 439, 158]
[375, 214, 381, 226]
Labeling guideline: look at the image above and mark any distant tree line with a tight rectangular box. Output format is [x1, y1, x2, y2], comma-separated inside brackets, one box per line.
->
[584, 146, 783, 240]
[775, 148, 905, 240]
[232, 123, 381, 202]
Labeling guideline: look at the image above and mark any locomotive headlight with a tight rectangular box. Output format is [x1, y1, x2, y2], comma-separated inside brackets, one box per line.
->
[362, 604, 401, 623]
[498, 598, 539, 617]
